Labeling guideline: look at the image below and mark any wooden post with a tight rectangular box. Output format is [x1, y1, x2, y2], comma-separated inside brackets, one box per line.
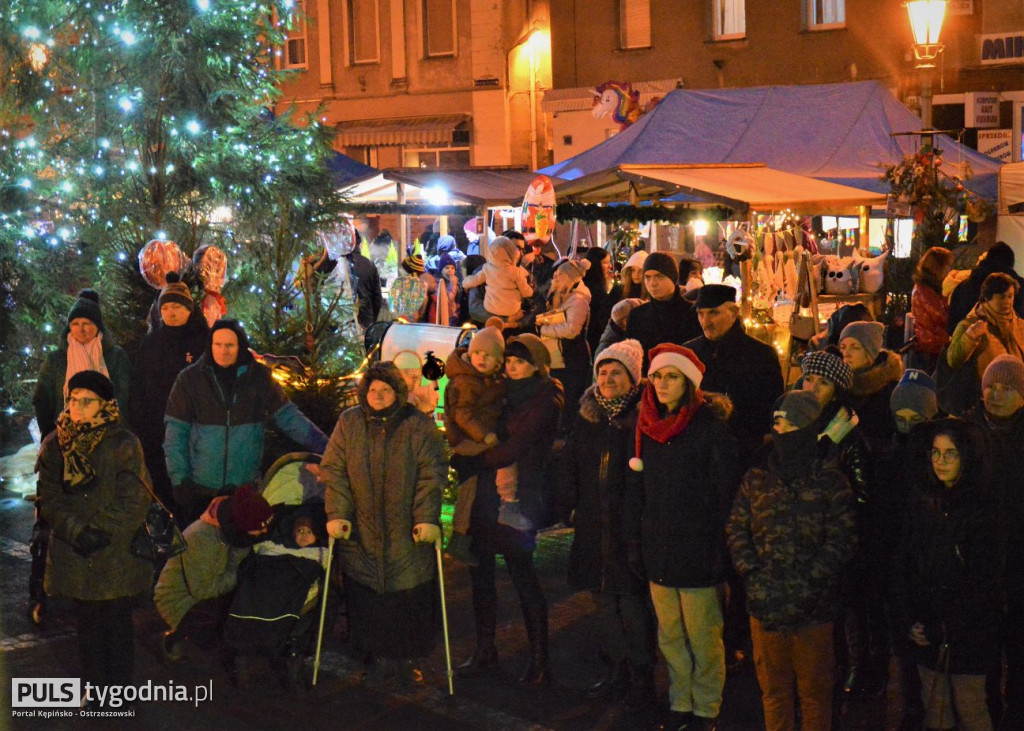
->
[397, 182, 407, 263]
[859, 205, 870, 255]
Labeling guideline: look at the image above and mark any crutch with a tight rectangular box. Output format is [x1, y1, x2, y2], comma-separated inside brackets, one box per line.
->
[435, 537, 454, 696]
[312, 536, 335, 686]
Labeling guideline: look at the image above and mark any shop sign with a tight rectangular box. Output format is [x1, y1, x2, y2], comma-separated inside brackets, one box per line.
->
[977, 129, 1012, 162]
[980, 32, 1024, 66]
[965, 92, 1001, 128]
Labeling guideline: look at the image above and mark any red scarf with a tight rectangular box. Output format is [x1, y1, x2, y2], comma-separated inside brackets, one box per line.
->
[636, 383, 704, 445]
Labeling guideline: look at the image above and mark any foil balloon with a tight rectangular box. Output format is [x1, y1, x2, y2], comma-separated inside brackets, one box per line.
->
[319, 221, 357, 259]
[138, 239, 189, 289]
[193, 244, 228, 327]
[521, 175, 557, 244]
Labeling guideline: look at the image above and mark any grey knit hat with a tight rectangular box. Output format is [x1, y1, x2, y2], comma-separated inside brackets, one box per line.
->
[839, 321, 885, 362]
[890, 369, 938, 419]
[773, 391, 823, 430]
[982, 355, 1024, 396]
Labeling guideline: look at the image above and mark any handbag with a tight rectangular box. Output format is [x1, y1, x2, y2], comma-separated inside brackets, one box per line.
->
[131, 480, 187, 563]
[540, 336, 566, 370]
[932, 343, 981, 417]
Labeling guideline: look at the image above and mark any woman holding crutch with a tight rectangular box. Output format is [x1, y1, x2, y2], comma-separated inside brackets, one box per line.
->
[321, 362, 448, 689]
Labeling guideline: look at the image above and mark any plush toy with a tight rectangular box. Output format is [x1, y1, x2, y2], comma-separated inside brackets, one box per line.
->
[816, 255, 859, 295]
[853, 249, 888, 294]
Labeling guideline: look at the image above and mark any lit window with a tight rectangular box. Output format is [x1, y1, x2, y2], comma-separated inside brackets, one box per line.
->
[284, 0, 308, 69]
[806, 0, 845, 29]
[349, 0, 380, 65]
[619, 0, 651, 50]
[712, 0, 745, 40]
[423, 0, 456, 58]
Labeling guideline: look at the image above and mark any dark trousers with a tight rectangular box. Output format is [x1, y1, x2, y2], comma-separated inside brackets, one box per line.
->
[140, 437, 175, 513]
[593, 590, 655, 669]
[469, 548, 546, 642]
[76, 598, 135, 695]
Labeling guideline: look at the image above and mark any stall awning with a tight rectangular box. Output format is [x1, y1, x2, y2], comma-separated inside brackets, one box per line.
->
[555, 163, 886, 214]
[334, 114, 470, 147]
[383, 167, 547, 207]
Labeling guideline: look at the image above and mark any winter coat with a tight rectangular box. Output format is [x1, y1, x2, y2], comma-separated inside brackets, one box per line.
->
[471, 374, 564, 551]
[36, 421, 153, 601]
[462, 238, 533, 317]
[947, 306, 1024, 382]
[33, 333, 132, 438]
[154, 497, 252, 630]
[595, 317, 627, 357]
[728, 452, 856, 632]
[164, 349, 328, 492]
[626, 292, 702, 367]
[130, 310, 208, 449]
[321, 380, 447, 594]
[539, 282, 592, 374]
[560, 385, 646, 595]
[847, 350, 903, 455]
[687, 319, 785, 474]
[911, 284, 949, 356]
[348, 251, 383, 329]
[947, 259, 1024, 334]
[627, 393, 738, 588]
[441, 348, 505, 447]
[587, 281, 622, 357]
[889, 420, 1000, 674]
[812, 400, 873, 506]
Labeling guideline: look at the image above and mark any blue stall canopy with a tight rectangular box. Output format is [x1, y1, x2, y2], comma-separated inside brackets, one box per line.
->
[327, 151, 378, 187]
[541, 81, 1000, 201]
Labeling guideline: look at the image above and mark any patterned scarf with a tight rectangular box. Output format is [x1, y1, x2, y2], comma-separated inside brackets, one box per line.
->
[594, 384, 641, 422]
[55, 400, 121, 489]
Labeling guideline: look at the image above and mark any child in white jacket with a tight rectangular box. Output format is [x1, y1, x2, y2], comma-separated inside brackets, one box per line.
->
[462, 236, 533, 320]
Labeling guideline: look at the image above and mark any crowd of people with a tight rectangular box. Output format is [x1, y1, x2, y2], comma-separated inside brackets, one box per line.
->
[27, 234, 1024, 731]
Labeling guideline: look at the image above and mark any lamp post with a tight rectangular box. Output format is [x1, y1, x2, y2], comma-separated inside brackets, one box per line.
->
[905, 0, 947, 138]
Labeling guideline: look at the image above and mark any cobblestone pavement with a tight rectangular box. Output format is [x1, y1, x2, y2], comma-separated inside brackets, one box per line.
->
[0, 485, 901, 729]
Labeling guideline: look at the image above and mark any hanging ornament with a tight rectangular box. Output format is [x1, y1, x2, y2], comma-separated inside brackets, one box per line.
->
[138, 239, 189, 289]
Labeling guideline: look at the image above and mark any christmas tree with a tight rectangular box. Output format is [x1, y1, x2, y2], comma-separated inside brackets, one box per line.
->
[1, 0, 357, 423]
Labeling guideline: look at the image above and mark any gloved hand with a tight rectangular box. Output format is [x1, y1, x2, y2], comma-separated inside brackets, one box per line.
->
[626, 542, 645, 581]
[326, 519, 352, 540]
[74, 526, 111, 557]
[412, 523, 441, 544]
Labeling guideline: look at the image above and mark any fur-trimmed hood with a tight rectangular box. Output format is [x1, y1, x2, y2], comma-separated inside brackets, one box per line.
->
[849, 350, 903, 398]
[358, 361, 409, 413]
[703, 390, 734, 421]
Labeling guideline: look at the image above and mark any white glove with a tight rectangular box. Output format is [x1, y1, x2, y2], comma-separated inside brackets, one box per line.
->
[412, 523, 441, 544]
[326, 519, 352, 540]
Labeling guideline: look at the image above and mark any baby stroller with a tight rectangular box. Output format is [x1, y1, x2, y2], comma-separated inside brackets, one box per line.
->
[222, 452, 341, 691]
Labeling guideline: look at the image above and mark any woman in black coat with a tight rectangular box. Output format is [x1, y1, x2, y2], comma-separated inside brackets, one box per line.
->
[130, 274, 208, 509]
[890, 418, 999, 731]
[560, 339, 654, 708]
[583, 247, 622, 358]
[457, 334, 564, 688]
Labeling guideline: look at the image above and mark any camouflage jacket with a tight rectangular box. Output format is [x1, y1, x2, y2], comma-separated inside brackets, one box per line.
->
[727, 460, 856, 632]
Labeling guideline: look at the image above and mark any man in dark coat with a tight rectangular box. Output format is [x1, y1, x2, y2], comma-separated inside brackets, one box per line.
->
[625, 253, 701, 367]
[346, 236, 383, 330]
[947, 241, 1024, 334]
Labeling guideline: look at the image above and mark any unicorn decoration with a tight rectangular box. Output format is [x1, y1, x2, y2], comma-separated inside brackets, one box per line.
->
[591, 81, 659, 131]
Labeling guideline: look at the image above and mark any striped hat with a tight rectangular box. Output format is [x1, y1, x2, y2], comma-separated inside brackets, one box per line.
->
[402, 254, 425, 274]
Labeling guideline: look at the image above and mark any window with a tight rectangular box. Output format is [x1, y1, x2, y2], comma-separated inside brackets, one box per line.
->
[423, 0, 456, 58]
[284, 0, 308, 68]
[806, 0, 845, 29]
[403, 145, 471, 168]
[348, 0, 380, 65]
[619, 0, 651, 50]
[712, 0, 745, 40]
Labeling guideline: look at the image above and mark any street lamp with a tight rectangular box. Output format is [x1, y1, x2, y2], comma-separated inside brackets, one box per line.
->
[905, 0, 947, 131]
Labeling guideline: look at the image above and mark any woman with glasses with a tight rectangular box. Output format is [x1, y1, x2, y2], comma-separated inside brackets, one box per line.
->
[35, 370, 153, 708]
[890, 418, 999, 731]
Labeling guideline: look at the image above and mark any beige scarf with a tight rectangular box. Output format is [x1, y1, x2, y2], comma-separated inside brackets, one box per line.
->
[64, 332, 109, 401]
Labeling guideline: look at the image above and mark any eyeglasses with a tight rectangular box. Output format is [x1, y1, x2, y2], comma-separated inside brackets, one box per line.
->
[67, 397, 101, 408]
[930, 448, 960, 464]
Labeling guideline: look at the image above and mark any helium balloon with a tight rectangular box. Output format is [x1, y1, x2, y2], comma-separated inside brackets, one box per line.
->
[138, 239, 189, 289]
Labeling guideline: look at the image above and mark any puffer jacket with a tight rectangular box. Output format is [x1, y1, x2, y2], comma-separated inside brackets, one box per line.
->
[462, 237, 533, 317]
[154, 497, 251, 631]
[539, 282, 592, 374]
[627, 393, 739, 588]
[36, 422, 153, 602]
[321, 372, 447, 593]
[33, 331, 132, 438]
[164, 335, 327, 491]
[812, 399, 872, 505]
[560, 384, 645, 595]
[728, 449, 856, 632]
[442, 347, 505, 447]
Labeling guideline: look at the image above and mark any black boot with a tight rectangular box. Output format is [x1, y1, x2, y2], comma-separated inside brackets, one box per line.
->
[518, 605, 550, 688]
[584, 657, 628, 698]
[458, 645, 499, 677]
[459, 586, 500, 677]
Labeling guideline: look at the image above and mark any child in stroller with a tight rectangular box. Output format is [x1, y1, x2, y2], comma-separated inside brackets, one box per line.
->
[222, 453, 339, 691]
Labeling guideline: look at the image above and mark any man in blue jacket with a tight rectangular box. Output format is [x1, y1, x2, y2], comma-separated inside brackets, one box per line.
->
[164, 319, 328, 525]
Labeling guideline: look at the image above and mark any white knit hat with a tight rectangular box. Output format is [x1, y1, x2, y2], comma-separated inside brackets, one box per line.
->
[624, 250, 648, 270]
[595, 339, 644, 385]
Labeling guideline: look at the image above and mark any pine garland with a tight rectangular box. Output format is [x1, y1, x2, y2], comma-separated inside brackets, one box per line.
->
[555, 202, 733, 224]
[338, 201, 479, 217]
